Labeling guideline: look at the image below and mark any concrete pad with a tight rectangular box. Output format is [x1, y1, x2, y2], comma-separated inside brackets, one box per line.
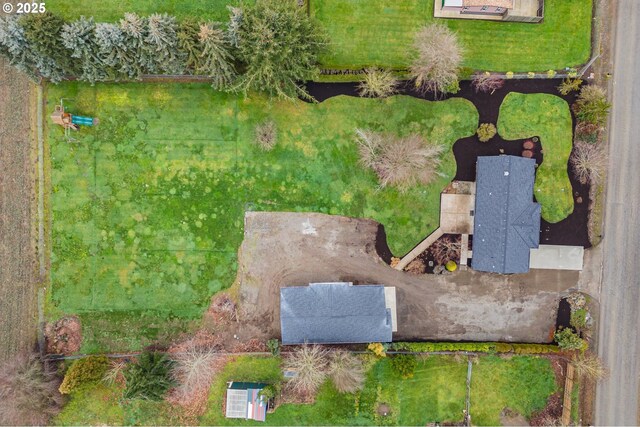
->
[529, 245, 584, 271]
[440, 193, 475, 234]
[384, 286, 398, 332]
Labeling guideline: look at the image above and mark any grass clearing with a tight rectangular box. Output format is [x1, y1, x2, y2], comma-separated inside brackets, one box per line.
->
[312, 0, 592, 72]
[470, 355, 557, 426]
[47, 83, 477, 351]
[497, 92, 574, 223]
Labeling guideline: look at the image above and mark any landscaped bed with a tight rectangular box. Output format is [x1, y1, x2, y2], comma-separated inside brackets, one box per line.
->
[311, 0, 592, 72]
[47, 82, 477, 351]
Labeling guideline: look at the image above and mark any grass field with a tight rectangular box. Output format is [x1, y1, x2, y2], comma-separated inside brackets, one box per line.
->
[470, 355, 557, 425]
[47, 83, 477, 351]
[497, 92, 574, 223]
[312, 0, 592, 72]
[55, 355, 557, 425]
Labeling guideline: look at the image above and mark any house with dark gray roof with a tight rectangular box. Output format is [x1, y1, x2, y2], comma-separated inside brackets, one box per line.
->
[472, 155, 541, 274]
[280, 282, 395, 345]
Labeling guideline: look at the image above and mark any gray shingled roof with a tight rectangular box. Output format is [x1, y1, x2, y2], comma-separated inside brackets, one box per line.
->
[280, 282, 392, 345]
[472, 156, 541, 274]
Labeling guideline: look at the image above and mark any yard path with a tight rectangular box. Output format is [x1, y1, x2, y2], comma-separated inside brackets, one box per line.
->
[595, 0, 640, 424]
[0, 57, 39, 362]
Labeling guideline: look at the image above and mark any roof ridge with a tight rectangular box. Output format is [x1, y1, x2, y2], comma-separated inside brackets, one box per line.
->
[500, 156, 513, 271]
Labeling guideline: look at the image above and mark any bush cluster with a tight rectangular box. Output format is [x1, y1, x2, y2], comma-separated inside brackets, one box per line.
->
[59, 355, 110, 394]
[0, 0, 324, 99]
[123, 352, 174, 400]
[572, 85, 611, 126]
[553, 327, 587, 351]
[476, 123, 497, 142]
[389, 342, 560, 354]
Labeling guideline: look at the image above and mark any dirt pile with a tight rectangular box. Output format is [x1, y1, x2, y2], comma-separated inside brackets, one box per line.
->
[45, 316, 82, 355]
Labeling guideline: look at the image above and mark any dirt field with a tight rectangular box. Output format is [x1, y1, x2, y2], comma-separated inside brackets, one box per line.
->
[237, 211, 580, 343]
[0, 57, 39, 361]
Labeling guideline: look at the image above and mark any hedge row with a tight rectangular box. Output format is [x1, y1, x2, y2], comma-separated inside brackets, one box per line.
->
[389, 342, 560, 354]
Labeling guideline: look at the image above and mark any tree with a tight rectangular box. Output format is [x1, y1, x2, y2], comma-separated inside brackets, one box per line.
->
[177, 19, 202, 73]
[234, 0, 325, 100]
[21, 12, 78, 81]
[145, 13, 184, 74]
[119, 13, 148, 78]
[0, 353, 63, 425]
[170, 349, 218, 401]
[358, 68, 398, 98]
[95, 23, 132, 80]
[410, 23, 462, 96]
[356, 129, 445, 192]
[570, 141, 607, 185]
[283, 345, 329, 394]
[226, 5, 243, 49]
[123, 352, 174, 400]
[61, 17, 107, 83]
[328, 351, 365, 393]
[472, 72, 504, 93]
[0, 16, 38, 79]
[572, 85, 611, 126]
[198, 22, 236, 89]
[553, 327, 586, 351]
[476, 123, 497, 142]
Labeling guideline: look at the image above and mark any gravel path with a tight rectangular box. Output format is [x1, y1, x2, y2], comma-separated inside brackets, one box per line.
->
[0, 58, 39, 361]
[595, 0, 640, 424]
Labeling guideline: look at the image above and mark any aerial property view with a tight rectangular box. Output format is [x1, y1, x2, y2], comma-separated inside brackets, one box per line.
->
[2, 0, 638, 425]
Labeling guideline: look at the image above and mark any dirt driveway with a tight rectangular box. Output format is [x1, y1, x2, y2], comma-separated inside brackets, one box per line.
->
[0, 57, 39, 361]
[237, 212, 579, 343]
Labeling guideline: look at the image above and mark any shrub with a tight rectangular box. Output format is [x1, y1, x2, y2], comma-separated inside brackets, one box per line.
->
[557, 78, 582, 95]
[523, 140, 535, 150]
[103, 359, 127, 386]
[429, 235, 461, 265]
[123, 352, 174, 400]
[506, 71, 514, 79]
[0, 353, 63, 425]
[547, 69, 557, 78]
[471, 72, 504, 94]
[390, 354, 417, 379]
[570, 141, 607, 185]
[170, 349, 218, 401]
[284, 345, 329, 394]
[572, 353, 607, 381]
[59, 355, 110, 394]
[254, 120, 278, 151]
[410, 23, 462, 96]
[233, 0, 325, 100]
[572, 85, 611, 126]
[355, 129, 445, 192]
[527, 71, 536, 78]
[388, 342, 559, 354]
[328, 351, 365, 393]
[522, 150, 533, 158]
[358, 68, 398, 98]
[367, 342, 387, 358]
[259, 383, 280, 400]
[570, 308, 588, 330]
[267, 339, 280, 356]
[476, 123, 497, 142]
[575, 121, 601, 144]
[554, 327, 586, 351]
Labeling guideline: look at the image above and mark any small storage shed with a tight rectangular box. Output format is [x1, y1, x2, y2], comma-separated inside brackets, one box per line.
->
[225, 382, 268, 422]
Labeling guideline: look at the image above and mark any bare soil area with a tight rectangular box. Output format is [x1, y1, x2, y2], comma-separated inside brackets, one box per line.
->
[237, 212, 580, 343]
[0, 57, 39, 361]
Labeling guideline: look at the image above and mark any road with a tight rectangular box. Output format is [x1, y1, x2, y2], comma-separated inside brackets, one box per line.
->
[595, 0, 640, 425]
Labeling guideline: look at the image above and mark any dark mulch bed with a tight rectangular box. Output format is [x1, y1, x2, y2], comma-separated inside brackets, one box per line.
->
[305, 79, 590, 249]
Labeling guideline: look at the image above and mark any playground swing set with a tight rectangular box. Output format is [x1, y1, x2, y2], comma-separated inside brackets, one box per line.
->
[50, 98, 99, 140]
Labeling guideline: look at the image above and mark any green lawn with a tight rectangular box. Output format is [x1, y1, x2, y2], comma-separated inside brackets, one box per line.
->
[46, 0, 251, 22]
[470, 355, 557, 426]
[47, 83, 477, 351]
[497, 92, 574, 223]
[312, 0, 592, 72]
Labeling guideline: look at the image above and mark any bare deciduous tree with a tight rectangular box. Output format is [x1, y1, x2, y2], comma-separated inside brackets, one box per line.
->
[355, 129, 445, 192]
[0, 353, 63, 426]
[570, 141, 607, 185]
[410, 23, 463, 96]
[358, 68, 398, 98]
[471, 73, 504, 94]
[170, 348, 219, 401]
[328, 351, 365, 393]
[284, 345, 329, 394]
[429, 235, 461, 265]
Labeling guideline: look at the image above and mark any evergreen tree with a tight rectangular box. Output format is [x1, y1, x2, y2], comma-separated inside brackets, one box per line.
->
[234, 0, 325, 100]
[226, 6, 243, 49]
[0, 16, 38, 79]
[95, 23, 130, 80]
[119, 13, 147, 78]
[177, 19, 202, 73]
[21, 12, 78, 82]
[198, 22, 236, 89]
[144, 13, 183, 74]
[61, 16, 107, 83]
